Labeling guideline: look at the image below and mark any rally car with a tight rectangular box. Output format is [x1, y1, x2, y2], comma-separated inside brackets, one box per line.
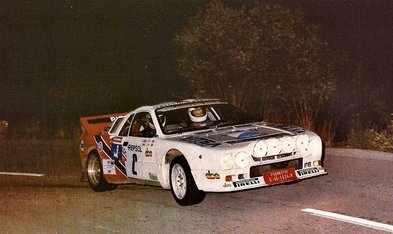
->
[79, 98, 327, 206]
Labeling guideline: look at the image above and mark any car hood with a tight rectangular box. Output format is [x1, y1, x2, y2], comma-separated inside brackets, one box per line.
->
[174, 122, 306, 147]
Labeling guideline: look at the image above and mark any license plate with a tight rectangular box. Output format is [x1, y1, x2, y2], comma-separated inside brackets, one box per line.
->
[263, 167, 298, 185]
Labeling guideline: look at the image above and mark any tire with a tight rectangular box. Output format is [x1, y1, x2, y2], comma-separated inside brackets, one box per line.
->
[170, 157, 206, 206]
[87, 153, 117, 192]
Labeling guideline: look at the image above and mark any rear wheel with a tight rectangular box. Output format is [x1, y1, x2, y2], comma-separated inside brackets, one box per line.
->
[170, 157, 206, 206]
[87, 153, 117, 191]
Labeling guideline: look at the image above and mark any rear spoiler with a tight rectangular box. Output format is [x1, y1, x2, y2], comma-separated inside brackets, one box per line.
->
[80, 112, 127, 136]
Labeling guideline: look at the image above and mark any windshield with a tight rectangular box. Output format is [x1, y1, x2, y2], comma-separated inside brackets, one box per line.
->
[156, 103, 256, 134]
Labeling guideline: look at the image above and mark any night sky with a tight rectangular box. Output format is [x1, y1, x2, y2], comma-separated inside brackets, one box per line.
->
[1, 1, 393, 130]
[291, 0, 393, 127]
[0, 1, 202, 121]
[296, 0, 393, 84]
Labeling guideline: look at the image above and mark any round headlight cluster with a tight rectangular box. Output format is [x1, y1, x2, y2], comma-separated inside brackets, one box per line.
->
[220, 153, 235, 170]
[220, 152, 251, 169]
[235, 151, 250, 168]
[309, 139, 322, 156]
[253, 134, 315, 158]
[281, 136, 295, 153]
[253, 140, 267, 157]
[296, 135, 309, 151]
[267, 138, 281, 155]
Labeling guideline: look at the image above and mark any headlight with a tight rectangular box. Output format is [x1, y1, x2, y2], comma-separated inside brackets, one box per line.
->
[281, 136, 295, 153]
[300, 148, 311, 157]
[235, 151, 250, 168]
[267, 138, 281, 155]
[220, 153, 235, 170]
[296, 135, 309, 151]
[253, 140, 267, 158]
[309, 139, 322, 156]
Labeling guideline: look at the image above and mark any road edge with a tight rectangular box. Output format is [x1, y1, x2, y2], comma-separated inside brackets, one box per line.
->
[326, 148, 393, 161]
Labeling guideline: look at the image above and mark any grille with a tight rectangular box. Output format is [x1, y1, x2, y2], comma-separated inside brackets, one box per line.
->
[250, 158, 303, 178]
[252, 152, 298, 162]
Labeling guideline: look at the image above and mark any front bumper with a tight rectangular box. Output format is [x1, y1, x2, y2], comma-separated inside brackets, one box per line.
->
[193, 165, 327, 192]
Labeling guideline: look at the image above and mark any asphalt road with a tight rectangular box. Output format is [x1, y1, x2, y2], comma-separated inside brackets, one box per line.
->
[0, 148, 392, 234]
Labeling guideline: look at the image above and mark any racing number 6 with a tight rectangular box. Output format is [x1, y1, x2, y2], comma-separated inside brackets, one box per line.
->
[132, 153, 137, 175]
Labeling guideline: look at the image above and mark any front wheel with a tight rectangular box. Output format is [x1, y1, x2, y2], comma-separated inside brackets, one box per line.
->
[87, 153, 117, 192]
[170, 157, 206, 206]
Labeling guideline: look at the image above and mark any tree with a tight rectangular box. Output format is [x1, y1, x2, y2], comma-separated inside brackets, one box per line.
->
[175, 1, 339, 131]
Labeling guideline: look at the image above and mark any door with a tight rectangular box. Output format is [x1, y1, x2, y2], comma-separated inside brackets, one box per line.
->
[123, 112, 158, 182]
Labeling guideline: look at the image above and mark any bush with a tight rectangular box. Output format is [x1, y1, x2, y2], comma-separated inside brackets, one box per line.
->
[346, 120, 393, 152]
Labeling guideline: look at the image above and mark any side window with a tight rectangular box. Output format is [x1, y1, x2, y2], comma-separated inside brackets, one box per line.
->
[109, 117, 124, 134]
[118, 115, 134, 136]
[130, 112, 156, 138]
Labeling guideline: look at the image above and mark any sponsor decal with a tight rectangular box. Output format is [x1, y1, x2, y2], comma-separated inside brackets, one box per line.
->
[149, 173, 158, 181]
[97, 141, 103, 152]
[111, 144, 122, 160]
[94, 135, 127, 176]
[145, 149, 153, 157]
[157, 98, 220, 110]
[264, 123, 305, 134]
[233, 178, 260, 188]
[102, 159, 116, 175]
[229, 131, 262, 139]
[110, 116, 119, 122]
[128, 144, 142, 152]
[297, 168, 320, 176]
[223, 183, 232, 188]
[142, 139, 155, 147]
[205, 170, 220, 179]
[112, 137, 122, 144]
[183, 136, 220, 148]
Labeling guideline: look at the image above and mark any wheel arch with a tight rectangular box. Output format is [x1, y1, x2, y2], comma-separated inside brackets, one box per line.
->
[167, 151, 206, 205]
[165, 148, 184, 164]
[85, 148, 100, 168]
[88, 148, 99, 157]
[159, 148, 187, 189]
[80, 147, 100, 181]
[86, 149, 117, 191]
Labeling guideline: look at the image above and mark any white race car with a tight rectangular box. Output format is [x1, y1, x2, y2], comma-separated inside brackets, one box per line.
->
[81, 99, 327, 206]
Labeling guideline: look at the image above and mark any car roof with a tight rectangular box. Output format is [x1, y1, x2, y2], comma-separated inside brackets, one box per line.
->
[131, 98, 225, 114]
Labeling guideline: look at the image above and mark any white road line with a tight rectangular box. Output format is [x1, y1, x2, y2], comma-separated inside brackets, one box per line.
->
[302, 208, 393, 233]
[0, 172, 44, 177]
